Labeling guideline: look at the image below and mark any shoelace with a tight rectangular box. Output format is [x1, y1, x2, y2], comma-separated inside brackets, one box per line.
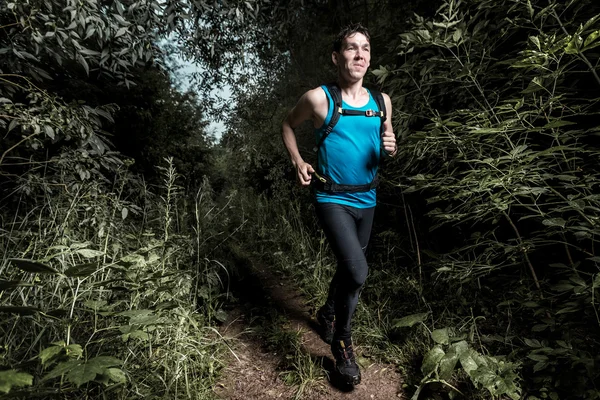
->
[338, 341, 355, 362]
[345, 346, 354, 359]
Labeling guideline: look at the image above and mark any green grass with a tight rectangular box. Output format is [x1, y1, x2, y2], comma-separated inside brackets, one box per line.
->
[0, 158, 230, 399]
[280, 338, 326, 400]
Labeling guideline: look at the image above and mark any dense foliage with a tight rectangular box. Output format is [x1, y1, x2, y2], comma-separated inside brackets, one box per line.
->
[2, 0, 600, 398]
[0, 0, 277, 398]
[376, 0, 600, 397]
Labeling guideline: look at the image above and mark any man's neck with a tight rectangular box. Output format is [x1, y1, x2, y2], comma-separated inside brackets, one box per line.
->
[337, 77, 365, 101]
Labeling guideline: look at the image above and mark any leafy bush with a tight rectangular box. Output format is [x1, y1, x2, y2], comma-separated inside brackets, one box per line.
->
[375, 0, 600, 397]
[0, 156, 228, 398]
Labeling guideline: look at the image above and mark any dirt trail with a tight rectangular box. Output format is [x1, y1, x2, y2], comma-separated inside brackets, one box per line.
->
[214, 260, 406, 400]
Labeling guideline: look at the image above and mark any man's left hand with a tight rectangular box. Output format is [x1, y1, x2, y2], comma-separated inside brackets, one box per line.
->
[382, 131, 397, 156]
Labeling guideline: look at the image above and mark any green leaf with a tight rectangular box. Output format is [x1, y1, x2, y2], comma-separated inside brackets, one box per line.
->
[40, 344, 65, 366]
[529, 35, 540, 50]
[80, 48, 101, 56]
[527, 353, 549, 362]
[123, 330, 150, 342]
[119, 325, 150, 342]
[551, 283, 574, 292]
[526, 0, 534, 17]
[66, 364, 98, 387]
[75, 249, 104, 258]
[87, 356, 123, 368]
[215, 308, 228, 323]
[452, 28, 462, 42]
[77, 54, 89, 76]
[371, 66, 389, 84]
[593, 274, 600, 289]
[569, 275, 586, 287]
[115, 27, 128, 38]
[510, 144, 528, 156]
[556, 305, 578, 314]
[421, 345, 445, 376]
[65, 356, 123, 387]
[582, 14, 600, 31]
[7, 119, 19, 133]
[564, 35, 583, 54]
[0, 370, 33, 394]
[531, 324, 548, 332]
[44, 125, 55, 140]
[9, 259, 59, 274]
[83, 300, 108, 311]
[104, 367, 127, 384]
[118, 309, 157, 325]
[543, 120, 575, 129]
[0, 280, 34, 291]
[393, 312, 429, 328]
[0, 306, 41, 315]
[44, 309, 68, 319]
[459, 348, 484, 375]
[452, 340, 469, 356]
[522, 76, 544, 93]
[64, 263, 99, 277]
[533, 361, 549, 373]
[431, 328, 450, 345]
[42, 360, 80, 382]
[542, 218, 566, 228]
[438, 343, 461, 380]
[523, 338, 542, 348]
[65, 344, 83, 359]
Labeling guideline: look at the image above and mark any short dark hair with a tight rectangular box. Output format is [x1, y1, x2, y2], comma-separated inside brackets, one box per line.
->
[333, 23, 371, 52]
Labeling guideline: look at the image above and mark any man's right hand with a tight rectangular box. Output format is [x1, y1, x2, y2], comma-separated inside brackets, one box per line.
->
[296, 161, 315, 186]
[282, 88, 328, 187]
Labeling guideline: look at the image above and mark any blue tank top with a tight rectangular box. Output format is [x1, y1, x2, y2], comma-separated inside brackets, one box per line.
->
[314, 85, 381, 208]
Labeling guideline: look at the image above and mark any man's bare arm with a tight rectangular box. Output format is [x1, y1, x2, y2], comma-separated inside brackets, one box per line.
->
[381, 93, 397, 157]
[282, 89, 325, 185]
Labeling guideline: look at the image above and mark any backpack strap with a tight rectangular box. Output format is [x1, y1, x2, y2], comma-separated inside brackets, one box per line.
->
[369, 88, 387, 136]
[313, 83, 342, 153]
[312, 171, 379, 193]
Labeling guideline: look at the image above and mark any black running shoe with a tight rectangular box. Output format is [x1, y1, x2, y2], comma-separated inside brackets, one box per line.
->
[331, 338, 361, 385]
[316, 307, 335, 344]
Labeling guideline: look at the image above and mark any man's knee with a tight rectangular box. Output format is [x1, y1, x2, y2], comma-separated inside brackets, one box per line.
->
[340, 259, 368, 290]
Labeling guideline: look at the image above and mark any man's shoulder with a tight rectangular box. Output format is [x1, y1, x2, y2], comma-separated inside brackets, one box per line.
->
[302, 86, 328, 108]
[306, 86, 328, 99]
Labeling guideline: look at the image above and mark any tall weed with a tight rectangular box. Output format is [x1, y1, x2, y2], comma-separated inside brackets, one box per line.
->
[0, 156, 226, 398]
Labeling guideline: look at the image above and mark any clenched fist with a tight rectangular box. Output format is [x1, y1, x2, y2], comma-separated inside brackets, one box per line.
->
[381, 130, 397, 156]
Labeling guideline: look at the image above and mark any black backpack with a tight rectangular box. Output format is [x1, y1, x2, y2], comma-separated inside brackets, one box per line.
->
[311, 83, 387, 193]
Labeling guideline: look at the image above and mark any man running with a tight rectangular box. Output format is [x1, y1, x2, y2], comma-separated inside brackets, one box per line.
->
[281, 23, 397, 385]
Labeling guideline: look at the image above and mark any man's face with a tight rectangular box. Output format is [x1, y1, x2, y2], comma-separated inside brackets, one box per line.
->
[333, 32, 371, 82]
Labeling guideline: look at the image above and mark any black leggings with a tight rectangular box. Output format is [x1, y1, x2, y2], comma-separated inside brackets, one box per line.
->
[315, 202, 375, 341]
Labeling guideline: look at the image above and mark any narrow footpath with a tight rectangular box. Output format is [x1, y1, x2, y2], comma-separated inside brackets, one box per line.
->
[213, 259, 406, 399]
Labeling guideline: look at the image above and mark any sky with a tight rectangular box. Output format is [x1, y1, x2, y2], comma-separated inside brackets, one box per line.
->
[174, 56, 232, 141]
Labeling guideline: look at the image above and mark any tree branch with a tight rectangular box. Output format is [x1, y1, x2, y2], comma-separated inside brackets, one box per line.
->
[0, 132, 39, 167]
[503, 211, 543, 296]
